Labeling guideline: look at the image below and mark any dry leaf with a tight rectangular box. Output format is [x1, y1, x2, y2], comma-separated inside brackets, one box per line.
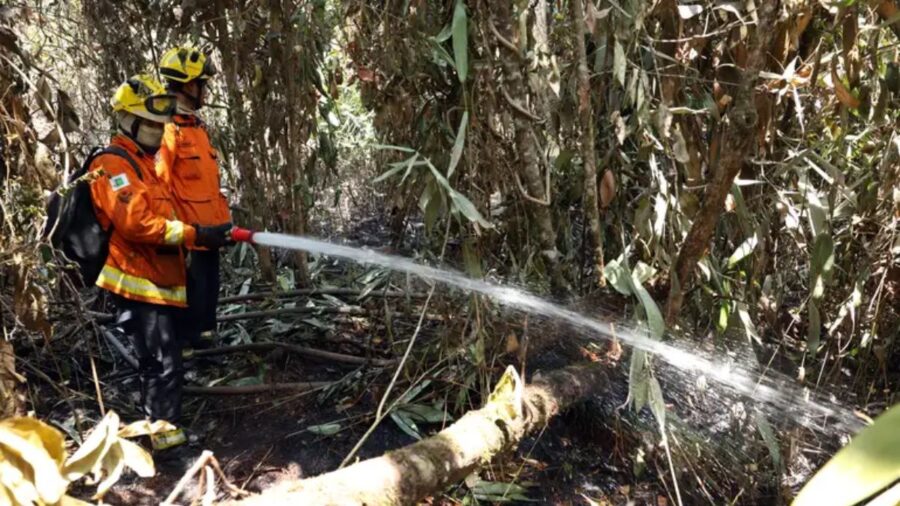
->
[118, 439, 154, 478]
[64, 411, 119, 482]
[831, 62, 860, 109]
[505, 333, 519, 354]
[118, 419, 177, 439]
[0, 420, 68, 504]
[599, 169, 616, 208]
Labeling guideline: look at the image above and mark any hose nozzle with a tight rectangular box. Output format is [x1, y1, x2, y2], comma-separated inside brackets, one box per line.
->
[231, 227, 255, 243]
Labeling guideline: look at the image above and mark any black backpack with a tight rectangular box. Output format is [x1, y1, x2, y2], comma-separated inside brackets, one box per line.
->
[44, 146, 143, 286]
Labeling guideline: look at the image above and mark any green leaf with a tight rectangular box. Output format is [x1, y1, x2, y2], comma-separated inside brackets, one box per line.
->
[433, 23, 453, 43]
[754, 412, 782, 472]
[808, 300, 821, 355]
[462, 239, 482, 277]
[631, 269, 664, 340]
[470, 480, 536, 502]
[373, 164, 405, 183]
[632, 261, 656, 284]
[390, 411, 422, 440]
[307, 423, 341, 436]
[717, 301, 730, 333]
[806, 189, 827, 238]
[613, 40, 626, 87]
[397, 403, 450, 424]
[447, 111, 468, 178]
[794, 404, 900, 506]
[628, 350, 649, 412]
[810, 234, 835, 299]
[451, 0, 468, 83]
[603, 257, 632, 296]
[373, 143, 416, 153]
[728, 233, 758, 267]
[449, 190, 491, 228]
[737, 303, 761, 344]
[648, 376, 666, 430]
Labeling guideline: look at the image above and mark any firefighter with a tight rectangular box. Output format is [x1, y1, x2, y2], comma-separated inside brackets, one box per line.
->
[156, 46, 232, 357]
[90, 74, 232, 450]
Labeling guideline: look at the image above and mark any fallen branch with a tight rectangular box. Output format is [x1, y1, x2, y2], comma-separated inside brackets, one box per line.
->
[183, 381, 332, 396]
[225, 362, 611, 505]
[162, 450, 214, 506]
[219, 288, 424, 304]
[193, 342, 396, 367]
[162, 449, 248, 505]
[217, 305, 367, 323]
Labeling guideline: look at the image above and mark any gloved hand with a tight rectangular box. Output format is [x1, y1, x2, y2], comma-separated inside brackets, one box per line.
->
[194, 223, 232, 249]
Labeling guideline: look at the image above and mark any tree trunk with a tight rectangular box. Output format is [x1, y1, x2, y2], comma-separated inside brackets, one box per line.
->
[226, 363, 611, 505]
[491, 5, 569, 294]
[571, 0, 604, 286]
[664, 1, 783, 324]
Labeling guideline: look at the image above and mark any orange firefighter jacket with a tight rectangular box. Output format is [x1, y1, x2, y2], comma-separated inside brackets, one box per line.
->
[89, 135, 197, 307]
[155, 114, 231, 247]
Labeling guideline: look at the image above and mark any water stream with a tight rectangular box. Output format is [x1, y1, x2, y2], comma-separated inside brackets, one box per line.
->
[251, 232, 864, 434]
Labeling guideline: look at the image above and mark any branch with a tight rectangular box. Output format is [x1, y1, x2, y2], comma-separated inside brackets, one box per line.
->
[664, 0, 783, 324]
[183, 381, 332, 396]
[193, 341, 396, 367]
[489, 19, 520, 55]
[500, 86, 544, 123]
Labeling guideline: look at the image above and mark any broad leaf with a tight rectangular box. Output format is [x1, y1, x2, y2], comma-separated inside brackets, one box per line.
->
[63, 412, 119, 481]
[118, 439, 154, 478]
[728, 233, 758, 267]
[449, 190, 491, 228]
[92, 441, 125, 499]
[451, 0, 468, 83]
[794, 404, 900, 506]
[630, 269, 664, 340]
[307, 423, 342, 436]
[648, 376, 666, 429]
[808, 300, 821, 355]
[613, 41, 626, 87]
[447, 111, 468, 178]
[603, 257, 632, 296]
[0, 419, 68, 504]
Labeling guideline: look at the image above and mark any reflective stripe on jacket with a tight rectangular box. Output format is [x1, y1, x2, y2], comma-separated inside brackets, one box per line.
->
[89, 135, 197, 307]
[156, 115, 231, 247]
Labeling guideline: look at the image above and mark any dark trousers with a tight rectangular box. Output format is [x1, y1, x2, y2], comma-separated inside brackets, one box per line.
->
[113, 295, 183, 422]
[183, 249, 220, 347]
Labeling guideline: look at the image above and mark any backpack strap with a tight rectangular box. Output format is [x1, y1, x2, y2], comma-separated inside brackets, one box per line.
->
[98, 145, 144, 181]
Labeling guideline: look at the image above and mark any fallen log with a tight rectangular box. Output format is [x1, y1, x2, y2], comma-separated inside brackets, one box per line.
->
[225, 362, 611, 505]
[183, 381, 331, 396]
[192, 341, 396, 367]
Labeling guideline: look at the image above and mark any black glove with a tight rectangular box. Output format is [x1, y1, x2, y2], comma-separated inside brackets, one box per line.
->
[194, 223, 232, 249]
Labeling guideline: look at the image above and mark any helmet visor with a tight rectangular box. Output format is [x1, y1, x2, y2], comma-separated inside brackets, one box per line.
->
[145, 94, 176, 116]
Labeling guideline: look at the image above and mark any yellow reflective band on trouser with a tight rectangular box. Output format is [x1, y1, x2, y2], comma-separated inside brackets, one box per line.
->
[96, 265, 187, 305]
[151, 428, 187, 450]
[164, 220, 185, 245]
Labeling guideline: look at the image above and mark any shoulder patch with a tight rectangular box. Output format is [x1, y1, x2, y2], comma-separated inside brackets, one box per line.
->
[109, 173, 131, 192]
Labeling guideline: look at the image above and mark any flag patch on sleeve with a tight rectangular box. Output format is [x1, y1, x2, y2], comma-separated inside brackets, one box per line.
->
[109, 173, 130, 192]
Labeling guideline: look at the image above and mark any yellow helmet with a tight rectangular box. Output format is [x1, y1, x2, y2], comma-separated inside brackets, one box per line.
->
[110, 74, 176, 123]
[158, 46, 217, 83]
